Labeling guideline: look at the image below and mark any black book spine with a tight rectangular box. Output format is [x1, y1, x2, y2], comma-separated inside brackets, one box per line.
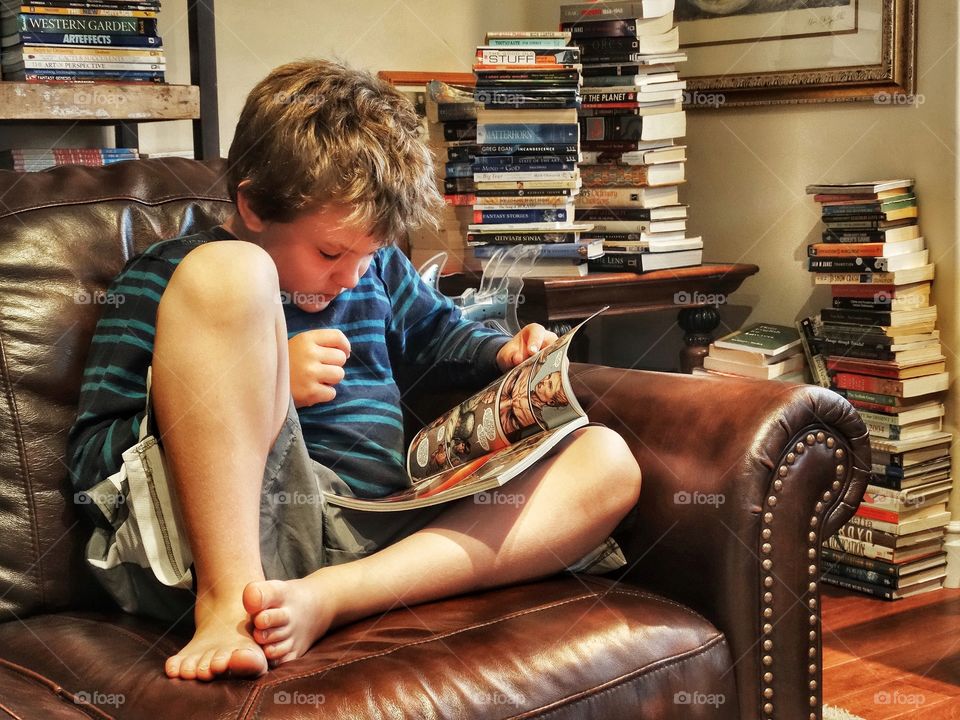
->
[576, 209, 654, 221]
[831, 297, 894, 311]
[820, 547, 899, 575]
[820, 308, 894, 325]
[576, 36, 641, 54]
[562, 18, 639, 37]
[808, 257, 889, 272]
[588, 253, 644, 270]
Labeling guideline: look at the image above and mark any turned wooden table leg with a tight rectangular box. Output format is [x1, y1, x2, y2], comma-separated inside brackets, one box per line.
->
[678, 306, 721, 373]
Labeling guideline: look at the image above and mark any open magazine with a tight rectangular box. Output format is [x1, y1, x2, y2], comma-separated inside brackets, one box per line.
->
[325, 309, 605, 511]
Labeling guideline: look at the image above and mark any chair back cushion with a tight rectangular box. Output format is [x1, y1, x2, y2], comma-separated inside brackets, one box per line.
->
[0, 158, 232, 619]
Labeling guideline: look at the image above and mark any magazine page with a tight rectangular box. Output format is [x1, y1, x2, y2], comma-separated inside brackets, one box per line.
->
[323, 308, 605, 511]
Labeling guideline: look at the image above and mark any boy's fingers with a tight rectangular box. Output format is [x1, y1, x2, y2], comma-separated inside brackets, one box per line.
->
[525, 324, 546, 354]
[307, 328, 351, 356]
[317, 347, 348, 367]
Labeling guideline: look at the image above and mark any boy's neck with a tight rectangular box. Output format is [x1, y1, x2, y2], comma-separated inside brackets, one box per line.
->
[221, 213, 252, 242]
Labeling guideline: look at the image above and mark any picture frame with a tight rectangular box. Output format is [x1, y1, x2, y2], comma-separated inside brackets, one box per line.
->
[376, 71, 475, 118]
[678, 0, 917, 107]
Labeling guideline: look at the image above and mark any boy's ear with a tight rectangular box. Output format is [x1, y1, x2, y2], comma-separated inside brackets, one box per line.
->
[235, 180, 267, 233]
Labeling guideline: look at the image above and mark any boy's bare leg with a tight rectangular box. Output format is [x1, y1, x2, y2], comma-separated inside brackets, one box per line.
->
[152, 242, 290, 681]
[243, 428, 641, 665]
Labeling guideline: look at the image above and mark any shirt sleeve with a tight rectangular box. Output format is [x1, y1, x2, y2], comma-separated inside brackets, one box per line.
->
[66, 253, 174, 528]
[380, 246, 510, 390]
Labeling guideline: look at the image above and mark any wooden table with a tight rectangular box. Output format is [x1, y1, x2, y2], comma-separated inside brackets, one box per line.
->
[439, 263, 759, 371]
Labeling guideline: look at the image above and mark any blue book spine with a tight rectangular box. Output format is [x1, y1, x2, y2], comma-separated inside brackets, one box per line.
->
[18, 32, 162, 47]
[477, 123, 579, 144]
[474, 154, 578, 168]
[474, 209, 569, 224]
[23, 68, 163, 80]
[444, 162, 474, 178]
[472, 162, 576, 174]
[473, 241, 587, 259]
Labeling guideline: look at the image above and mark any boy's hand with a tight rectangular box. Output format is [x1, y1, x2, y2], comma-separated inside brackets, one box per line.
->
[288, 329, 351, 407]
[496, 323, 558, 371]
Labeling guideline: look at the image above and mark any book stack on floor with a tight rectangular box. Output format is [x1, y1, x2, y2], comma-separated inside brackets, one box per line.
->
[468, 30, 597, 278]
[694, 323, 806, 382]
[558, 0, 700, 273]
[0, 146, 138, 170]
[1, 0, 164, 84]
[801, 179, 951, 600]
[411, 80, 481, 274]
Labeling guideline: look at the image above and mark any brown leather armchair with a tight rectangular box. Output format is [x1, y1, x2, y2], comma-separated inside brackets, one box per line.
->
[0, 159, 869, 719]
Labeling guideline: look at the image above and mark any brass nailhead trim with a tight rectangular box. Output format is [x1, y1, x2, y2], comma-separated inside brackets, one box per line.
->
[763, 639, 773, 651]
[835, 448, 845, 459]
[806, 433, 816, 445]
[816, 432, 825, 442]
[796, 442, 805, 453]
[764, 672, 773, 683]
[762, 559, 773, 570]
[826, 437, 835, 448]
[762, 529, 772, 540]
[764, 688, 774, 699]
[774, 479, 783, 491]
[786, 452, 796, 464]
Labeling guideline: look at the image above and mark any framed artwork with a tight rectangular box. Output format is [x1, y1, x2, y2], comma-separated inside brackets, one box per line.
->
[678, 0, 917, 107]
[377, 71, 475, 117]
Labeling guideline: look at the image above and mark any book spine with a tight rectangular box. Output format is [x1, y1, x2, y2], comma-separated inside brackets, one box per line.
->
[17, 14, 157, 35]
[835, 523, 899, 549]
[820, 546, 900, 574]
[476, 124, 579, 144]
[580, 115, 663, 142]
[20, 71, 162, 82]
[474, 187, 574, 197]
[808, 242, 891, 257]
[824, 534, 894, 561]
[467, 232, 578, 244]
[475, 48, 581, 65]
[820, 574, 895, 599]
[17, 6, 158, 17]
[474, 154, 578, 168]
[21, 45, 164, 58]
[831, 297, 894, 311]
[823, 230, 905, 243]
[580, 163, 649, 186]
[588, 253, 645, 270]
[443, 121, 477, 142]
[796, 317, 830, 387]
[473, 162, 577, 175]
[853, 505, 901, 525]
[576, 36, 640, 54]
[562, 18, 639, 36]
[473, 242, 590, 259]
[474, 170, 577, 182]
[485, 38, 573, 48]
[813, 272, 905, 284]
[17, 31, 162, 46]
[559, 2, 652, 21]
[472, 209, 569, 224]
[820, 308, 894, 325]
[579, 90, 638, 103]
[476, 143, 578, 155]
[444, 162, 473, 178]
[474, 70, 580, 82]
[576, 209, 655, 221]
[822, 563, 898, 587]
[809, 257, 897, 272]
[15, 59, 163, 70]
[443, 178, 475, 193]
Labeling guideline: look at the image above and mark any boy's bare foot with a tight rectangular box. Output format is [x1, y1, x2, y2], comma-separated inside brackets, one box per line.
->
[165, 594, 268, 681]
[243, 577, 335, 666]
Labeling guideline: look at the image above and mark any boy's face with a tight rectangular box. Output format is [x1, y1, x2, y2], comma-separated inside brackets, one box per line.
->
[255, 203, 382, 313]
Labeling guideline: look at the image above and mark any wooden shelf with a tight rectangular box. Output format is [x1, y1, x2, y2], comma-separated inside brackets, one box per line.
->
[0, 81, 199, 122]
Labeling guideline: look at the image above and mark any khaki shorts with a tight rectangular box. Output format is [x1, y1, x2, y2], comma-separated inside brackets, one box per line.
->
[86, 399, 625, 626]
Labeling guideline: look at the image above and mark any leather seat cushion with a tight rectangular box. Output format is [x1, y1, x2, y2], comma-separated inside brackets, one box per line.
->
[0, 576, 738, 719]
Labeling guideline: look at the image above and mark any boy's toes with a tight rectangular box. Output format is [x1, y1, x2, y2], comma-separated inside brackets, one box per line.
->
[227, 647, 268, 677]
[253, 606, 290, 632]
[195, 649, 219, 682]
[177, 655, 199, 680]
[165, 654, 183, 678]
[209, 649, 234, 675]
[254, 622, 292, 645]
[242, 580, 285, 616]
[263, 638, 294, 661]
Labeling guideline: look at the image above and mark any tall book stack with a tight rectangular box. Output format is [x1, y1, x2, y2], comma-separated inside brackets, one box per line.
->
[803, 179, 952, 600]
[558, 0, 701, 273]
[412, 80, 481, 274]
[0, 0, 164, 84]
[468, 31, 598, 278]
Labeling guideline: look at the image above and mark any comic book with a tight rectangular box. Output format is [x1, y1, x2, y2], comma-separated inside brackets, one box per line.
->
[324, 311, 603, 511]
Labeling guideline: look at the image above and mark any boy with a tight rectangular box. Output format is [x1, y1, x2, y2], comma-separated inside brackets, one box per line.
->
[68, 60, 642, 681]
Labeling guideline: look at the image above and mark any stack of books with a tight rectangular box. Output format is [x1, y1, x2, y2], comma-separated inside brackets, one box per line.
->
[695, 323, 806, 381]
[558, 0, 701, 273]
[412, 80, 481, 274]
[0, 146, 138, 170]
[468, 30, 597, 278]
[802, 179, 952, 600]
[0, 0, 164, 84]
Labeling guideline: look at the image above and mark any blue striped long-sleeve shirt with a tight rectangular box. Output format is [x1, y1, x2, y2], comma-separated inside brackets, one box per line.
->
[67, 227, 510, 527]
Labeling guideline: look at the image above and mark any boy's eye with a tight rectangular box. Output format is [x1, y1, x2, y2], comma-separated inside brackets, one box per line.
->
[319, 250, 340, 260]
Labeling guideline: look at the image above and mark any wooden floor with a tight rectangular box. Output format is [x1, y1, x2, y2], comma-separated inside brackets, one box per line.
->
[822, 584, 960, 719]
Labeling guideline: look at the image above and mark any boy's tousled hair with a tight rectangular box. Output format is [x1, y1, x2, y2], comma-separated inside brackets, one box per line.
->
[226, 59, 443, 244]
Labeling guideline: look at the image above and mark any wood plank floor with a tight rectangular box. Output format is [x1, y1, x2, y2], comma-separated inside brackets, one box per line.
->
[822, 585, 960, 719]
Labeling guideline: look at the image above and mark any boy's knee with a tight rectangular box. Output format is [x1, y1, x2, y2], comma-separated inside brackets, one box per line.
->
[577, 426, 642, 510]
[162, 241, 279, 317]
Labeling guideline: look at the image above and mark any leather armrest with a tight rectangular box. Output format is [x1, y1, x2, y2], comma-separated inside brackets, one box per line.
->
[569, 363, 870, 720]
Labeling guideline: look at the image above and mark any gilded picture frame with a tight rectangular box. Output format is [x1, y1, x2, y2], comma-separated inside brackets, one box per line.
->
[679, 0, 917, 107]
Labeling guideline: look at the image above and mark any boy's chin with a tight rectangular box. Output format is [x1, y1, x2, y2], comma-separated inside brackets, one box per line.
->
[295, 295, 331, 313]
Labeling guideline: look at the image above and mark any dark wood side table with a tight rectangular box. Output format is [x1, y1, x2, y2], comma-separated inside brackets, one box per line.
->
[439, 262, 759, 372]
